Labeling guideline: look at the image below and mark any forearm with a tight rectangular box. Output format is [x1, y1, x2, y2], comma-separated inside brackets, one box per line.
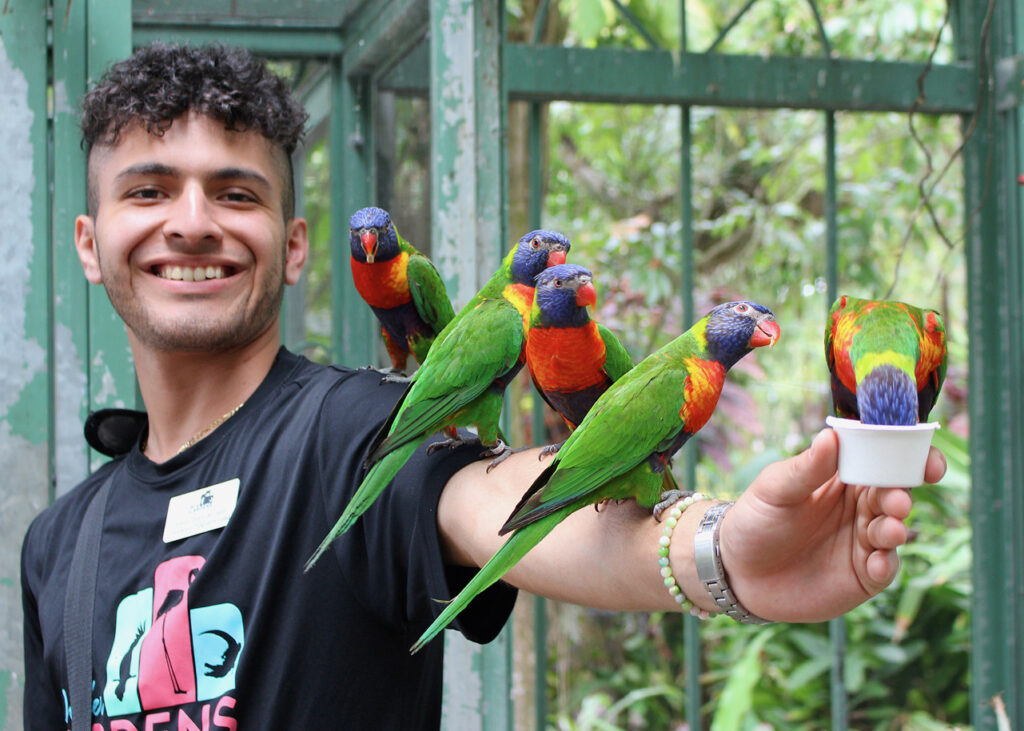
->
[438, 448, 722, 615]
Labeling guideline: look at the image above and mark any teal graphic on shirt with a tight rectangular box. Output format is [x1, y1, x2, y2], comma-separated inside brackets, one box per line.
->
[102, 556, 245, 717]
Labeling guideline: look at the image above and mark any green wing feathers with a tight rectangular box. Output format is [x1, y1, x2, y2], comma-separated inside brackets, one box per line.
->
[406, 253, 456, 339]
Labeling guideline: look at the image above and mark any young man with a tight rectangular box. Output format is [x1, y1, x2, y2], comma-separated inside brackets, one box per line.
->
[22, 43, 945, 729]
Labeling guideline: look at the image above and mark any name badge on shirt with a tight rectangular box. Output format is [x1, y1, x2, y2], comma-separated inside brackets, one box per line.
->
[163, 478, 240, 543]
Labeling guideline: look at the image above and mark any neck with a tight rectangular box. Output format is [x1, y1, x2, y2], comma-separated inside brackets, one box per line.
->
[130, 326, 281, 463]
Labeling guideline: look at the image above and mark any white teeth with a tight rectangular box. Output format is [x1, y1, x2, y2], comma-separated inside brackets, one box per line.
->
[158, 265, 226, 281]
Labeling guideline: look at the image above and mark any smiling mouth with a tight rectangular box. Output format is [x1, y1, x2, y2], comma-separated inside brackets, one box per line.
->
[154, 265, 231, 282]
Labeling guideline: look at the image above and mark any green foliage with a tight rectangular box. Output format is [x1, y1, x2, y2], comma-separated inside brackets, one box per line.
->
[533, 0, 970, 728]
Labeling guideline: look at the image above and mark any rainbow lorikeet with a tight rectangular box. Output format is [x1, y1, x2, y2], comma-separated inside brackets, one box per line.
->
[349, 206, 456, 373]
[825, 295, 947, 425]
[304, 230, 571, 571]
[410, 300, 781, 653]
[525, 264, 634, 457]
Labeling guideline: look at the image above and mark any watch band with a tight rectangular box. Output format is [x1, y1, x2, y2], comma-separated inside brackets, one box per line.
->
[694, 502, 773, 625]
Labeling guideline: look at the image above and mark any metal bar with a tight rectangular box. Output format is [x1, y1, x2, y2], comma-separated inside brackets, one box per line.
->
[132, 24, 344, 57]
[609, 0, 660, 49]
[341, 0, 428, 78]
[329, 60, 376, 367]
[679, 5, 702, 726]
[995, 53, 1024, 111]
[825, 112, 839, 302]
[706, 0, 758, 54]
[87, 0, 138, 427]
[51, 0, 92, 493]
[960, 0, 1024, 726]
[378, 36, 429, 96]
[281, 149, 307, 352]
[527, 96, 549, 730]
[504, 46, 976, 113]
[432, 2, 511, 725]
[680, 105, 702, 730]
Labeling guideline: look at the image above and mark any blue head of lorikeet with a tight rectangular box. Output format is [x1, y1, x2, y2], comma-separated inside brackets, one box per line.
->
[532, 264, 597, 328]
[349, 206, 399, 264]
[511, 230, 570, 284]
[704, 301, 781, 368]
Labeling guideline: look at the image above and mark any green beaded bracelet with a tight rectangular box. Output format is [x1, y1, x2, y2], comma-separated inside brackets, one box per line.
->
[658, 492, 713, 619]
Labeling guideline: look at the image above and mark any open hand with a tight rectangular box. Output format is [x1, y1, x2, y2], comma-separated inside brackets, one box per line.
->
[720, 428, 946, 623]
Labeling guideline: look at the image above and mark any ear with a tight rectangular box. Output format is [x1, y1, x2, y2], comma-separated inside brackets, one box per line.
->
[74, 215, 104, 284]
[284, 217, 309, 286]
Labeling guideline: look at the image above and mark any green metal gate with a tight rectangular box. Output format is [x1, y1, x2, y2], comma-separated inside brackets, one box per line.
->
[1, 1, 1020, 728]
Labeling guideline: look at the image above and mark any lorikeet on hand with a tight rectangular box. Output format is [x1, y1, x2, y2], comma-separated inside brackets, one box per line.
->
[825, 295, 947, 425]
[304, 230, 571, 571]
[525, 264, 634, 457]
[410, 301, 781, 653]
[349, 206, 456, 373]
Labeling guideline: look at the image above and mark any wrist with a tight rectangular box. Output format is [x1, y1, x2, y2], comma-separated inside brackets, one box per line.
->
[694, 502, 773, 625]
[664, 499, 722, 616]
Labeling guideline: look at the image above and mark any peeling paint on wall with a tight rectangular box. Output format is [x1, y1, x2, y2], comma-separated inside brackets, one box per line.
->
[0, 35, 48, 730]
[54, 322, 89, 496]
[0, 39, 46, 429]
[432, 2, 479, 308]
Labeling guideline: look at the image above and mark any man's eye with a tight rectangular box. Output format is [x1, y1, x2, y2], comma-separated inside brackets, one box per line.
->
[223, 192, 257, 203]
[129, 188, 162, 199]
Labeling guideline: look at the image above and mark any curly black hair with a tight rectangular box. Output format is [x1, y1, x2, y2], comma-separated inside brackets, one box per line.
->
[81, 42, 309, 218]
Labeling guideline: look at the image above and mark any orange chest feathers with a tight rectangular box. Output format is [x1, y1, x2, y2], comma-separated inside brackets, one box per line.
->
[680, 357, 727, 433]
[351, 253, 412, 309]
[527, 324, 609, 392]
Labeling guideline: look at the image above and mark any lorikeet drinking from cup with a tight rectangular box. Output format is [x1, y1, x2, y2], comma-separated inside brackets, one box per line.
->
[825, 295, 947, 425]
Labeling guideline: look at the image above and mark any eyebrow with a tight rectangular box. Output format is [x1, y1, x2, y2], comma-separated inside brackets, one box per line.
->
[113, 163, 273, 189]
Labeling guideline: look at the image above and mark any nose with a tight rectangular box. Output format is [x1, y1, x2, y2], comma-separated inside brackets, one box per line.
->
[162, 182, 222, 246]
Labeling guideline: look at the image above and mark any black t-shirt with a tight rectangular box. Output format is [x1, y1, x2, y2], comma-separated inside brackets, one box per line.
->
[21, 348, 517, 729]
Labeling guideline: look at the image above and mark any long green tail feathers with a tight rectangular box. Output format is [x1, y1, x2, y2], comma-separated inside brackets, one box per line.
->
[304, 441, 419, 572]
[410, 507, 569, 654]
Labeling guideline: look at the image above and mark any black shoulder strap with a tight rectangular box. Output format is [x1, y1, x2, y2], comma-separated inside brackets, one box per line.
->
[64, 473, 114, 731]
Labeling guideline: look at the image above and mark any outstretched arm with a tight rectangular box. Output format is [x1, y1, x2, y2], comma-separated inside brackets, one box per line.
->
[437, 428, 946, 621]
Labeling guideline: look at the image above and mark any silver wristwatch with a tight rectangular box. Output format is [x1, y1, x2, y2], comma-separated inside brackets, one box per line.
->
[694, 502, 773, 625]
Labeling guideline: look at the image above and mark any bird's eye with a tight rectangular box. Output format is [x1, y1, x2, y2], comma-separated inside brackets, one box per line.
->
[734, 303, 750, 313]
[553, 279, 563, 288]
[531, 237, 541, 249]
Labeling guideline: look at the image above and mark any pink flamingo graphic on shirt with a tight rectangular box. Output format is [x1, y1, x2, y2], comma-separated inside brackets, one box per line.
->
[138, 556, 205, 708]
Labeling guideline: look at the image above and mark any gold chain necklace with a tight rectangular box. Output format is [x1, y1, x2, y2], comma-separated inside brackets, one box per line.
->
[173, 401, 246, 455]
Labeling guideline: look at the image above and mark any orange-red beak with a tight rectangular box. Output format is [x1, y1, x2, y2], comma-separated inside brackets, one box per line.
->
[546, 250, 567, 267]
[749, 319, 781, 348]
[361, 230, 378, 263]
[576, 282, 597, 308]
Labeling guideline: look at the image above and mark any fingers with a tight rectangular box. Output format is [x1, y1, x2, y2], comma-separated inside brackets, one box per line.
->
[866, 511, 908, 549]
[752, 428, 839, 505]
[870, 487, 912, 520]
[864, 548, 901, 586]
[923, 446, 947, 484]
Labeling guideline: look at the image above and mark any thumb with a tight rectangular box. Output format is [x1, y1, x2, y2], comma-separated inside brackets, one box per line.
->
[751, 428, 839, 506]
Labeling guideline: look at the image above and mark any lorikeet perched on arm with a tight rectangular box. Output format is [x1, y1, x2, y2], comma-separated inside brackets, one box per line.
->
[825, 295, 947, 425]
[410, 300, 781, 652]
[525, 264, 634, 457]
[304, 230, 571, 571]
[349, 206, 456, 373]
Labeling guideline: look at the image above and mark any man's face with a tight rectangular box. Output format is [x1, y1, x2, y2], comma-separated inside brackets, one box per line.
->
[76, 112, 307, 353]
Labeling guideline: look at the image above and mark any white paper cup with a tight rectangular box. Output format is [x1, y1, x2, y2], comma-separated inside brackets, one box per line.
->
[825, 416, 939, 488]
